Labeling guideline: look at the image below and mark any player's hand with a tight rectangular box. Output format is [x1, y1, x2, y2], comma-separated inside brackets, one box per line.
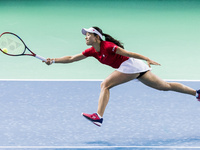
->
[147, 59, 161, 68]
[43, 58, 54, 65]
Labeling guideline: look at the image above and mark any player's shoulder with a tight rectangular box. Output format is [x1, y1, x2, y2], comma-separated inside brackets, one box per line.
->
[82, 46, 96, 56]
[101, 41, 117, 49]
[85, 46, 95, 52]
[101, 41, 115, 46]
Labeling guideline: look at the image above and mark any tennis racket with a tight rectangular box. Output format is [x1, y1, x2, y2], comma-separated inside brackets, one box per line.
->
[0, 32, 47, 62]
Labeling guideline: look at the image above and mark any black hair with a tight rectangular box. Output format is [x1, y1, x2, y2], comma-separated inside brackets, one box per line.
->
[93, 26, 124, 49]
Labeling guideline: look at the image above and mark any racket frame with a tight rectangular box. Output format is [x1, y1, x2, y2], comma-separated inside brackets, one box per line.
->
[0, 32, 46, 62]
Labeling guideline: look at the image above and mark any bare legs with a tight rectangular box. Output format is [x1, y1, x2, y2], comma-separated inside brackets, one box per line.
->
[138, 71, 196, 96]
[97, 70, 196, 117]
[97, 71, 139, 117]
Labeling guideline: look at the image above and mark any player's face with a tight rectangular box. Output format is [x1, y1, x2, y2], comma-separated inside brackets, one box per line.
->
[85, 32, 97, 45]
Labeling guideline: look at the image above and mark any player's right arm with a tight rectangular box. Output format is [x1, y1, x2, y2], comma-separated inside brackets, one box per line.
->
[45, 53, 86, 65]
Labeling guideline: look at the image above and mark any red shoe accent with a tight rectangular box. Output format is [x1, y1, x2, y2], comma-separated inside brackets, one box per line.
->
[82, 113, 103, 127]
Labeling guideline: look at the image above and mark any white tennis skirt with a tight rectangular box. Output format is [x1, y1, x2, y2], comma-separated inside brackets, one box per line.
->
[116, 58, 151, 74]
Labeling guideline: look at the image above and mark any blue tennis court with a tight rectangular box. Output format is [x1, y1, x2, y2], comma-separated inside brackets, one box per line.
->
[0, 80, 200, 149]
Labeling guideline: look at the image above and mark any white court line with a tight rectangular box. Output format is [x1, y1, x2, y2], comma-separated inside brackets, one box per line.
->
[0, 79, 103, 81]
[1, 146, 200, 149]
[0, 79, 200, 82]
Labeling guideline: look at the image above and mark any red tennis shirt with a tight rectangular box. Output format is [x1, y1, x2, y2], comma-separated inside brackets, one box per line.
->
[82, 41, 129, 69]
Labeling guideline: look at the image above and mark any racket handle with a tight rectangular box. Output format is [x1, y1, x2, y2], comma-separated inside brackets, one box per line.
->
[35, 54, 47, 62]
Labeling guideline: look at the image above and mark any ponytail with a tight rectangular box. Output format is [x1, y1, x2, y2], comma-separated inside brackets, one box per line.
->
[102, 33, 124, 49]
[93, 26, 124, 49]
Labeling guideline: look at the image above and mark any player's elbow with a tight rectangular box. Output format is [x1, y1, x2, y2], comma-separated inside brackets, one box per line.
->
[69, 56, 78, 63]
[126, 51, 135, 57]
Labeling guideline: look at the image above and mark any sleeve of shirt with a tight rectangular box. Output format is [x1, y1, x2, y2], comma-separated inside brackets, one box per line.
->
[82, 47, 94, 57]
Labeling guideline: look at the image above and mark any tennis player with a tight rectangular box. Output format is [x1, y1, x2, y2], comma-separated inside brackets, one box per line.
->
[45, 27, 200, 127]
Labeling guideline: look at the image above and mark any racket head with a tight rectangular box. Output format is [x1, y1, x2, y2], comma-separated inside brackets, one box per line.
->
[0, 32, 26, 56]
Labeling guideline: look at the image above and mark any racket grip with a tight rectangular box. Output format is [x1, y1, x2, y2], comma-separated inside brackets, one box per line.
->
[35, 54, 47, 62]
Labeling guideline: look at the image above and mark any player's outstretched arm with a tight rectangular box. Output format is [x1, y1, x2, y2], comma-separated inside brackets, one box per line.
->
[45, 53, 86, 65]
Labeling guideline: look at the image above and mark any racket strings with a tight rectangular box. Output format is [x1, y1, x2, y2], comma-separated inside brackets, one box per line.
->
[0, 34, 25, 55]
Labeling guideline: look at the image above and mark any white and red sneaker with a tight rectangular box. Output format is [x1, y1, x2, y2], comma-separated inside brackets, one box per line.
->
[196, 90, 200, 101]
[82, 113, 103, 127]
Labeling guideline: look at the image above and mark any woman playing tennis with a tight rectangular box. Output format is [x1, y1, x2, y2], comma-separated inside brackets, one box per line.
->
[45, 27, 200, 127]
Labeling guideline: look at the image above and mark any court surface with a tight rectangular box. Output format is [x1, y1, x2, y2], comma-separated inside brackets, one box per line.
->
[0, 80, 200, 149]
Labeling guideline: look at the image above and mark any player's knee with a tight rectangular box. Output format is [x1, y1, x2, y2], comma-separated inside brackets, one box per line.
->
[100, 81, 111, 90]
[158, 83, 171, 91]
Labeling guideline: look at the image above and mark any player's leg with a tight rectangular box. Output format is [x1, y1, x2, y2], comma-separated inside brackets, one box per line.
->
[97, 70, 139, 117]
[138, 71, 196, 96]
[82, 70, 139, 126]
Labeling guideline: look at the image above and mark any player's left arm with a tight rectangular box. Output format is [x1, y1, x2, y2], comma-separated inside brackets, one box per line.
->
[116, 47, 161, 67]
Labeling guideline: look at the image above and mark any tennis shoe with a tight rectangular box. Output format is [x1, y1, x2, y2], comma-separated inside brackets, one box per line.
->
[196, 90, 200, 101]
[82, 113, 103, 127]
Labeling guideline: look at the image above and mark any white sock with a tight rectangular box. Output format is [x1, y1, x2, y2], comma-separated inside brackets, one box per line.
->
[196, 92, 199, 98]
[97, 113, 102, 118]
